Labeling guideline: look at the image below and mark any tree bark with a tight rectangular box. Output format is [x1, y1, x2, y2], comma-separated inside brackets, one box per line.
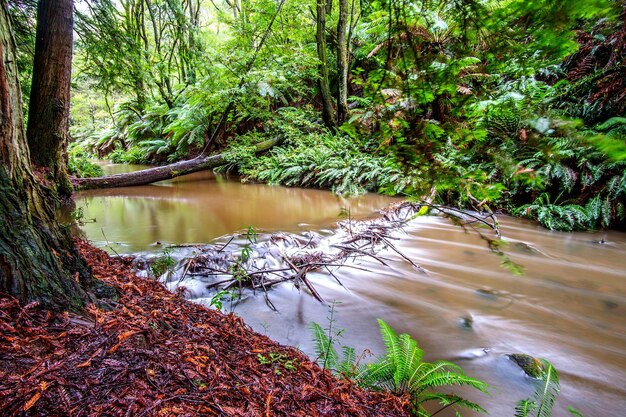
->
[336, 0, 349, 124]
[316, 0, 336, 129]
[0, 2, 92, 311]
[73, 136, 282, 190]
[26, 0, 74, 196]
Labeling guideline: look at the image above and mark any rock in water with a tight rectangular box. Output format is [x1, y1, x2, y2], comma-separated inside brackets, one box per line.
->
[507, 353, 544, 378]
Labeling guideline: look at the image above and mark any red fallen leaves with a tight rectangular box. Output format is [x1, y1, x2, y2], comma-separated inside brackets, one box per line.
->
[0, 240, 410, 416]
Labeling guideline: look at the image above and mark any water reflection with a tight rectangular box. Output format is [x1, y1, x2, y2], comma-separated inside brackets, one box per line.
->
[73, 168, 400, 253]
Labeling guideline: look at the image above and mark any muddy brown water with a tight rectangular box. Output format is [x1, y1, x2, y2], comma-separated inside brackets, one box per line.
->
[71, 164, 626, 417]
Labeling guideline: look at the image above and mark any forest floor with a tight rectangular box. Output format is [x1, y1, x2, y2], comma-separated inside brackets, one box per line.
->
[0, 240, 410, 417]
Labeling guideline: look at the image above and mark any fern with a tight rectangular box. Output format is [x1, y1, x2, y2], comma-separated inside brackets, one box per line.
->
[357, 320, 488, 416]
[309, 322, 337, 370]
[514, 360, 560, 417]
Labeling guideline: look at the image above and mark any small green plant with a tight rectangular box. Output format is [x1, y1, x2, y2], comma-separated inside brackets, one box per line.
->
[68, 155, 104, 178]
[356, 320, 488, 417]
[209, 289, 239, 311]
[513, 359, 586, 417]
[150, 248, 176, 278]
[67, 143, 104, 178]
[192, 378, 207, 389]
[241, 226, 257, 262]
[309, 301, 360, 377]
[227, 226, 258, 292]
[515, 359, 559, 417]
[69, 206, 95, 226]
[257, 352, 298, 375]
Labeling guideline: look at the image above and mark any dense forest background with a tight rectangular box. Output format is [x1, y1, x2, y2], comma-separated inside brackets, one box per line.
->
[9, 0, 626, 231]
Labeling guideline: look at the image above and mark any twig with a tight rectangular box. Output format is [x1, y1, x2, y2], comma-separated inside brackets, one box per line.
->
[101, 228, 120, 257]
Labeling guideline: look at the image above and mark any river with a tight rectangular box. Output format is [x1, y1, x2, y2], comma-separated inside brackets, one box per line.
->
[70, 164, 626, 417]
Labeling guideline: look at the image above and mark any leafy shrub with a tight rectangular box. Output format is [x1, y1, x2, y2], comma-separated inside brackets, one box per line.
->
[67, 143, 103, 178]
[109, 145, 148, 165]
[250, 137, 405, 196]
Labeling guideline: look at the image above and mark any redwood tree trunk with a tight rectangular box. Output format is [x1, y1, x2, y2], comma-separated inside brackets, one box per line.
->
[26, 0, 74, 196]
[1, 2, 91, 311]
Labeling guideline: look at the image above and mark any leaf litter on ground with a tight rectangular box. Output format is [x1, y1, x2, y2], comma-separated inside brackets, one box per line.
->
[0, 239, 410, 416]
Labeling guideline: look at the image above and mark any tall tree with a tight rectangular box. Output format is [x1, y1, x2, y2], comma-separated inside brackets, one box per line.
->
[75, 0, 204, 113]
[5, 0, 37, 114]
[316, 0, 336, 128]
[26, 0, 74, 196]
[0, 0, 93, 310]
[336, 0, 348, 124]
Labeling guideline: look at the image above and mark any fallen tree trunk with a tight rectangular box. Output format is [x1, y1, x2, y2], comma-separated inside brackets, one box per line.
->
[73, 137, 281, 190]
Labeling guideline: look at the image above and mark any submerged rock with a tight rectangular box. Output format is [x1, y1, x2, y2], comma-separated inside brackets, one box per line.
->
[507, 353, 544, 378]
[458, 314, 474, 329]
[455, 347, 491, 360]
[476, 288, 500, 300]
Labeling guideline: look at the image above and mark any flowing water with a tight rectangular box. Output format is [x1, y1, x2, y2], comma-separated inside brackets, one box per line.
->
[71, 164, 626, 417]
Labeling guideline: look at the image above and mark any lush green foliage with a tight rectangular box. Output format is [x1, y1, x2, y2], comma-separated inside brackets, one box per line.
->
[357, 320, 488, 416]
[67, 143, 104, 178]
[248, 134, 405, 196]
[310, 321, 358, 376]
[311, 318, 488, 417]
[21, 0, 619, 231]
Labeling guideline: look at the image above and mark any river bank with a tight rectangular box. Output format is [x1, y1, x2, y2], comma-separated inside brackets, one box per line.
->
[65, 167, 626, 417]
[0, 239, 410, 416]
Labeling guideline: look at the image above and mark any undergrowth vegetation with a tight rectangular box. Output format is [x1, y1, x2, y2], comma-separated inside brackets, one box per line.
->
[311, 316, 583, 417]
[13, 0, 620, 231]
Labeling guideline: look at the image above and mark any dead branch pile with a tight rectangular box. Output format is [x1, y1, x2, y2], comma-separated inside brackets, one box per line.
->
[0, 240, 410, 416]
[150, 202, 434, 309]
[150, 201, 499, 310]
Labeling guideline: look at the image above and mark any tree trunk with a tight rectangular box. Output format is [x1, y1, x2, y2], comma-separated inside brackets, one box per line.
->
[73, 136, 282, 190]
[336, 0, 349, 124]
[26, 0, 74, 197]
[0, 2, 92, 311]
[316, 0, 336, 129]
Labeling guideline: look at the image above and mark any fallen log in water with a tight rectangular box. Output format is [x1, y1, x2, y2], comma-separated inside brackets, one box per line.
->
[72, 137, 281, 190]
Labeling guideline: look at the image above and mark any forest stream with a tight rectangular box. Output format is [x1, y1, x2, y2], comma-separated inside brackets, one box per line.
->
[66, 164, 626, 417]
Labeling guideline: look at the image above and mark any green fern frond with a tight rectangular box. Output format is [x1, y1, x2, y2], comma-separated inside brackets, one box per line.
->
[377, 319, 402, 367]
[337, 346, 357, 377]
[515, 359, 560, 417]
[515, 399, 536, 417]
[309, 322, 337, 370]
[534, 360, 560, 417]
[357, 320, 487, 415]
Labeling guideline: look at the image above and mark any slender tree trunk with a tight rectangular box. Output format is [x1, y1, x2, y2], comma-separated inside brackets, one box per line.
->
[26, 0, 74, 197]
[186, 0, 199, 83]
[316, 0, 336, 129]
[1, 2, 92, 311]
[336, 0, 349, 124]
